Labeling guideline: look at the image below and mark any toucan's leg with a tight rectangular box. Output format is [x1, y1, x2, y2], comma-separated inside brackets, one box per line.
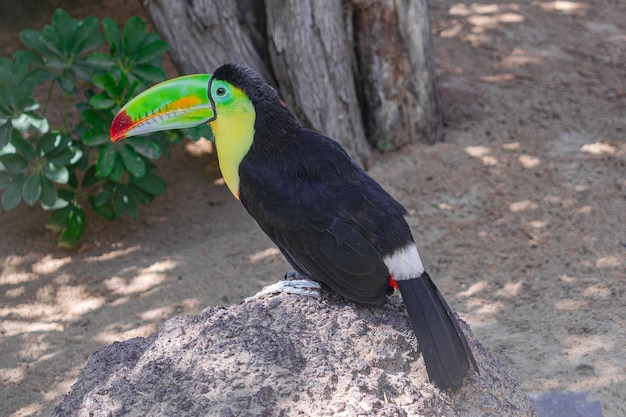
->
[244, 275, 321, 302]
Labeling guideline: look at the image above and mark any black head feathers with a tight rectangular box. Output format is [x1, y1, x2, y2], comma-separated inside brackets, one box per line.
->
[213, 64, 280, 107]
[213, 63, 300, 134]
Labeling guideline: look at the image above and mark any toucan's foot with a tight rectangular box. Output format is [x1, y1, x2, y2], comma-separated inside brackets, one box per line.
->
[284, 270, 308, 281]
[245, 279, 322, 302]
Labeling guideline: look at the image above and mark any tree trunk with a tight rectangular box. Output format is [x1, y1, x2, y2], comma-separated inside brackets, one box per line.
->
[264, 0, 370, 163]
[143, 0, 274, 82]
[351, 0, 443, 149]
[141, 0, 442, 166]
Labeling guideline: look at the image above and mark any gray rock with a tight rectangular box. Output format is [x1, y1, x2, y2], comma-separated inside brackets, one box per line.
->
[54, 291, 537, 416]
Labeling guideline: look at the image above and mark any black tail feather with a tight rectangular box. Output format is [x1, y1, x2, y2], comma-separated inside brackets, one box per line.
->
[396, 272, 478, 389]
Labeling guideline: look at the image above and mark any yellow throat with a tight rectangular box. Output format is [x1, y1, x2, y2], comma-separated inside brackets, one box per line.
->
[208, 87, 256, 199]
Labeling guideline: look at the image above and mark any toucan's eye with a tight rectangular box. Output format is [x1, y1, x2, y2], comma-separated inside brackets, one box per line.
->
[212, 82, 232, 102]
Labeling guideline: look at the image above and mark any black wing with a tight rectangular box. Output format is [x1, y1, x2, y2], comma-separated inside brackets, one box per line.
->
[239, 129, 412, 305]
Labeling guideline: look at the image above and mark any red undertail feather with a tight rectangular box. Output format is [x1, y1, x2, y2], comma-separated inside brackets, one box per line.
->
[389, 275, 399, 290]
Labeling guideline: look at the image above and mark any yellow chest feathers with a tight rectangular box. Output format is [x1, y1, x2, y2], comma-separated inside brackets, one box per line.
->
[209, 96, 255, 198]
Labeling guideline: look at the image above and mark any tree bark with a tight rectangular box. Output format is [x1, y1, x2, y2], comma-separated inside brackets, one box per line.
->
[351, 0, 443, 149]
[142, 0, 274, 82]
[265, 0, 370, 164]
[142, 0, 442, 166]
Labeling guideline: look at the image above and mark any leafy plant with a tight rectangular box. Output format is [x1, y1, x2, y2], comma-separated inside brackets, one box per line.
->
[0, 9, 212, 248]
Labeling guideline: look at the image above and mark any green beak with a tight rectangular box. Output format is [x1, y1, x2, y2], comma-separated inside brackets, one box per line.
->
[110, 74, 214, 142]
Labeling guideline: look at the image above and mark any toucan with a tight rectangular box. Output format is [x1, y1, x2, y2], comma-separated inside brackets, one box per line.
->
[110, 63, 478, 389]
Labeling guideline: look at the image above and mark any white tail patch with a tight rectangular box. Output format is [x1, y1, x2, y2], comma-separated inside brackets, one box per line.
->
[383, 243, 425, 280]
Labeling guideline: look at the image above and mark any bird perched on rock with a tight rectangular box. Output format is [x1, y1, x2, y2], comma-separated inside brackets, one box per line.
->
[110, 63, 478, 389]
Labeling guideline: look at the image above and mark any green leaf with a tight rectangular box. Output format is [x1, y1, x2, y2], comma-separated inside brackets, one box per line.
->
[46, 205, 71, 232]
[28, 115, 47, 131]
[11, 112, 48, 133]
[103, 72, 119, 95]
[0, 124, 12, 148]
[67, 170, 78, 188]
[125, 79, 142, 100]
[127, 137, 161, 159]
[44, 163, 69, 184]
[96, 143, 116, 177]
[152, 132, 174, 157]
[91, 73, 105, 89]
[131, 174, 166, 196]
[126, 190, 139, 220]
[50, 9, 75, 46]
[183, 124, 214, 142]
[130, 185, 151, 204]
[81, 165, 99, 187]
[80, 108, 108, 129]
[89, 93, 115, 110]
[132, 64, 166, 83]
[49, 10, 79, 56]
[69, 146, 84, 165]
[0, 58, 36, 111]
[57, 70, 76, 94]
[71, 63, 94, 83]
[116, 71, 130, 97]
[123, 17, 147, 55]
[119, 144, 145, 178]
[1, 180, 23, 210]
[24, 112, 49, 133]
[102, 18, 122, 54]
[19, 29, 49, 54]
[88, 195, 116, 220]
[93, 181, 113, 207]
[22, 173, 42, 206]
[81, 127, 110, 146]
[36, 132, 62, 155]
[109, 153, 124, 181]
[17, 97, 39, 112]
[113, 187, 137, 219]
[45, 56, 67, 70]
[125, 190, 138, 220]
[85, 52, 114, 70]
[13, 49, 44, 66]
[73, 16, 103, 53]
[58, 205, 85, 249]
[0, 171, 18, 189]
[112, 186, 126, 217]
[69, 147, 84, 165]
[74, 148, 89, 171]
[10, 135, 35, 161]
[135, 39, 169, 65]
[87, 196, 116, 221]
[28, 68, 55, 85]
[47, 147, 82, 166]
[39, 175, 59, 208]
[0, 154, 28, 174]
[92, 72, 117, 93]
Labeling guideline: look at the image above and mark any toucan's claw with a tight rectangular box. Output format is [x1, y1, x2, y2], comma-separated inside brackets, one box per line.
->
[244, 279, 322, 302]
[284, 270, 309, 281]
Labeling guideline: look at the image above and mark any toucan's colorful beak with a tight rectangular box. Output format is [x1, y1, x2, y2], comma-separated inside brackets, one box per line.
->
[110, 74, 214, 142]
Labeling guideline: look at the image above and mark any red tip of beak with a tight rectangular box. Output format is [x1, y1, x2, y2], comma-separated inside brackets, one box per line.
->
[110, 110, 134, 142]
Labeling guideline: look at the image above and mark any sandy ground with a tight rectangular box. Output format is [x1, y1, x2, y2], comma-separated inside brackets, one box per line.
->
[1, 1, 624, 416]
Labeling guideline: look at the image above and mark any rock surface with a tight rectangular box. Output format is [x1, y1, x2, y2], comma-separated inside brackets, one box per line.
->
[54, 290, 537, 416]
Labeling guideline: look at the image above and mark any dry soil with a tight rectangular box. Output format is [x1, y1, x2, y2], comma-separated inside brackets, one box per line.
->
[1, 1, 624, 416]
